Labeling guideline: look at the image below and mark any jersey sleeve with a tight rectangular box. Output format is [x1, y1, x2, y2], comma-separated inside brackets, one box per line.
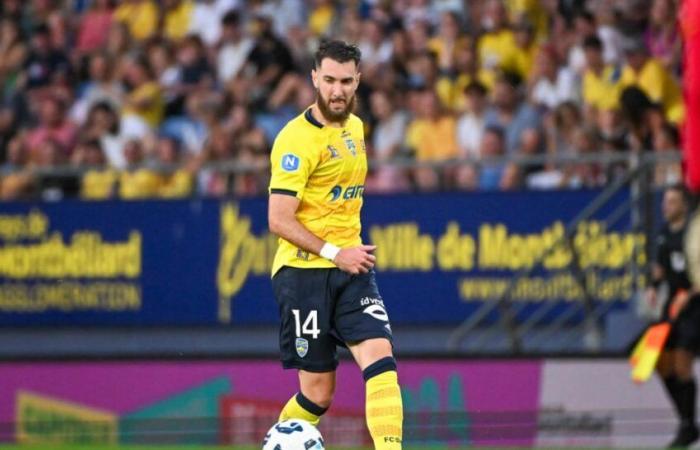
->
[269, 128, 318, 199]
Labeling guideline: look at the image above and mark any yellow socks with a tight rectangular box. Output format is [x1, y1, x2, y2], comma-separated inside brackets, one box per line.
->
[278, 392, 327, 427]
[364, 357, 403, 450]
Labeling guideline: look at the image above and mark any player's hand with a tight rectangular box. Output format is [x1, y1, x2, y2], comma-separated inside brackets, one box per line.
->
[334, 245, 376, 275]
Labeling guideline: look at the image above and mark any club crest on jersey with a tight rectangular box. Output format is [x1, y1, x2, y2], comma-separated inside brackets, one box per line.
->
[343, 138, 357, 156]
[327, 145, 341, 159]
[295, 337, 309, 357]
[281, 153, 300, 172]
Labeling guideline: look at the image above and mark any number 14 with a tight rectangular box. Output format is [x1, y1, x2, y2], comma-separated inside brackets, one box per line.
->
[292, 309, 320, 339]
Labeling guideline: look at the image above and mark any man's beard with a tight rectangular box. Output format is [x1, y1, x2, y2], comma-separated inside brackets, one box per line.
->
[316, 90, 356, 123]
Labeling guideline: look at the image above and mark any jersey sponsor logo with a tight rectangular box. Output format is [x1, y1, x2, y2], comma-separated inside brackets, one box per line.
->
[329, 185, 365, 202]
[329, 186, 343, 201]
[296, 249, 310, 261]
[327, 145, 341, 159]
[295, 337, 309, 358]
[281, 153, 300, 172]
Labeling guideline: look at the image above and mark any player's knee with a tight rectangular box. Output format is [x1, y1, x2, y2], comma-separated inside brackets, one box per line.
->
[302, 385, 334, 409]
[351, 338, 394, 370]
[300, 373, 335, 408]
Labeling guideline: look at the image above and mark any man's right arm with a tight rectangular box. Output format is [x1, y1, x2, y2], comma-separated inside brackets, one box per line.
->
[268, 193, 376, 275]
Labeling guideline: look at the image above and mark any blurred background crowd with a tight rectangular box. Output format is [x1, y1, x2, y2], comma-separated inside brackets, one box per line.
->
[0, 0, 686, 200]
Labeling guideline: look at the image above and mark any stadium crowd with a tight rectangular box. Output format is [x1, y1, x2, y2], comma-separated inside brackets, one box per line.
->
[0, 0, 686, 199]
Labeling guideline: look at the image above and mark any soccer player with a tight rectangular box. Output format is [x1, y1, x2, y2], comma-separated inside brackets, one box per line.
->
[647, 185, 699, 447]
[267, 40, 403, 450]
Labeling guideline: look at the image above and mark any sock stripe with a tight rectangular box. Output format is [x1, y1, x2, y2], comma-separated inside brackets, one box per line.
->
[296, 392, 328, 417]
[363, 357, 397, 381]
[368, 406, 404, 417]
[368, 425, 403, 436]
[367, 387, 401, 401]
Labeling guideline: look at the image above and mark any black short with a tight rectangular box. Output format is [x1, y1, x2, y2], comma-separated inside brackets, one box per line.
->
[666, 296, 700, 352]
[271, 266, 393, 372]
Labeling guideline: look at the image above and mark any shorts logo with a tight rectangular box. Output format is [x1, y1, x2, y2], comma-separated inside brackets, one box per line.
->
[361, 297, 389, 322]
[295, 337, 309, 358]
[363, 304, 389, 321]
[281, 153, 300, 172]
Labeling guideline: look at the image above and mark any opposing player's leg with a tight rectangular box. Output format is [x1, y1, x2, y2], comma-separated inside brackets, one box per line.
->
[334, 269, 403, 450]
[279, 371, 335, 426]
[273, 267, 339, 427]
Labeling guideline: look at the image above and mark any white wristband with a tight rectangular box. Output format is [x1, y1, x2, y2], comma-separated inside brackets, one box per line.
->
[319, 242, 341, 261]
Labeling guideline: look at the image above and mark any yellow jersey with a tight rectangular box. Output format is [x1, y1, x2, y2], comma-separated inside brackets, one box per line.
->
[81, 169, 117, 200]
[620, 58, 684, 124]
[113, 1, 158, 41]
[269, 109, 367, 276]
[405, 115, 459, 161]
[582, 64, 622, 111]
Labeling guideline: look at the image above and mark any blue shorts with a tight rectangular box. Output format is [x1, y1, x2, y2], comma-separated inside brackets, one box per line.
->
[271, 267, 393, 372]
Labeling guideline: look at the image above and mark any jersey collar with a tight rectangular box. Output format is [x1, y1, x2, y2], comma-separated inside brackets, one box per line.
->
[304, 108, 324, 129]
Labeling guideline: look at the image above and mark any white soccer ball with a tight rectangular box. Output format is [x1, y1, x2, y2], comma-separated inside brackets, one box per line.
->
[262, 419, 325, 450]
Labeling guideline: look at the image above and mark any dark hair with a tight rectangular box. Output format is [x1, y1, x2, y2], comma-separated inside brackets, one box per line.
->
[667, 183, 690, 205]
[222, 10, 241, 27]
[314, 40, 361, 68]
[582, 35, 603, 51]
[484, 125, 506, 141]
[574, 10, 595, 24]
[495, 70, 522, 90]
[619, 86, 653, 127]
[464, 80, 487, 96]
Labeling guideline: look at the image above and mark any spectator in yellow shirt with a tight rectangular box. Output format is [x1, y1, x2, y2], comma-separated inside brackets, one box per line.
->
[308, 0, 336, 37]
[122, 56, 164, 130]
[436, 39, 491, 112]
[113, 0, 157, 42]
[154, 136, 193, 198]
[75, 139, 116, 200]
[507, 0, 549, 43]
[581, 35, 622, 116]
[478, 0, 518, 87]
[427, 11, 463, 71]
[512, 18, 538, 82]
[162, 0, 195, 42]
[119, 139, 161, 199]
[405, 89, 460, 191]
[620, 39, 684, 124]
